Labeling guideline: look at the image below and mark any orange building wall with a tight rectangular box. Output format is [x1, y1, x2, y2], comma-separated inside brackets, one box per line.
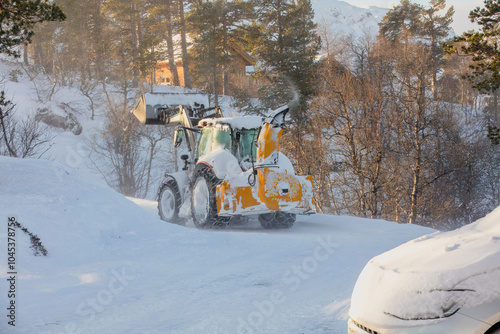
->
[154, 56, 265, 98]
[155, 61, 185, 87]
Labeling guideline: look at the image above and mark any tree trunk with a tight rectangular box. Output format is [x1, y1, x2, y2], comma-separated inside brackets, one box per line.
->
[408, 104, 423, 224]
[145, 142, 155, 197]
[494, 90, 499, 125]
[130, 0, 139, 87]
[150, 44, 156, 91]
[213, 62, 219, 106]
[408, 160, 420, 225]
[0, 108, 17, 158]
[166, 0, 180, 86]
[23, 44, 29, 65]
[93, 0, 104, 82]
[137, 7, 144, 87]
[222, 18, 229, 95]
[178, 0, 191, 88]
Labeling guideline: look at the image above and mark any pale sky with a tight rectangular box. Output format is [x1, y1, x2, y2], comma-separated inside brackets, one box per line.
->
[344, 0, 484, 35]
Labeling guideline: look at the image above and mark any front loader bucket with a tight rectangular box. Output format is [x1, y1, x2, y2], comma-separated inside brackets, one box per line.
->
[131, 94, 151, 124]
[130, 92, 209, 125]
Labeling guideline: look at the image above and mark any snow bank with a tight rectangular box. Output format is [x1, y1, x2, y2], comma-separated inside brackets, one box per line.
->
[0, 156, 170, 266]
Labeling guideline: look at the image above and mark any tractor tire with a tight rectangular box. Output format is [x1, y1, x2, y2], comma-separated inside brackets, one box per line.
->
[191, 166, 229, 229]
[158, 180, 185, 225]
[259, 212, 296, 229]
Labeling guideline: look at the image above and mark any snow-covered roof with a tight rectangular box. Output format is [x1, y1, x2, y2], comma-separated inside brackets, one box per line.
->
[201, 115, 263, 129]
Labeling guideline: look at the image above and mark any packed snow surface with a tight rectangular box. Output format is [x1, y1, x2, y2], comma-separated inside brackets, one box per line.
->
[350, 207, 500, 326]
[0, 156, 434, 333]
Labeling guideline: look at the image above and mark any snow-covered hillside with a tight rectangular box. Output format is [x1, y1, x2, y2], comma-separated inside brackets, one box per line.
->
[311, 0, 457, 40]
[311, 0, 388, 38]
[0, 58, 242, 199]
[0, 156, 434, 333]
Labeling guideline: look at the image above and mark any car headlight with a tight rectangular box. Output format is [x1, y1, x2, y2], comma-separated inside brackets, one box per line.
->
[382, 289, 473, 321]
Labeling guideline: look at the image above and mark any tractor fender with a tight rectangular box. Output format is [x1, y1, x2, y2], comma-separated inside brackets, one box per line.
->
[156, 171, 190, 204]
[197, 148, 242, 180]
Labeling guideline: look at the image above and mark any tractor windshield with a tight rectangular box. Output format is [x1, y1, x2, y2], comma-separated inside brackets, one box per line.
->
[197, 128, 211, 157]
[236, 129, 258, 162]
[197, 126, 232, 158]
[213, 126, 232, 151]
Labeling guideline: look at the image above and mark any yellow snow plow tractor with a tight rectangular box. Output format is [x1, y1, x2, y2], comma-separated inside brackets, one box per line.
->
[131, 92, 314, 229]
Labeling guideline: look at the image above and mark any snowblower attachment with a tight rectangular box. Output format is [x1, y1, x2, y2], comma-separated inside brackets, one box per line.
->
[216, 105, 315, 217]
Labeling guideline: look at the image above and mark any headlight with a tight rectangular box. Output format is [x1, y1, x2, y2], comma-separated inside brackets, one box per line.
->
[383, 289, 473, 321]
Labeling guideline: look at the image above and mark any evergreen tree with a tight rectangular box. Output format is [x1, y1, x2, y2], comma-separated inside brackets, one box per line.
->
[187, 0, 248, 106]
[91, 0, 107, 82]
[32, 0, 100, 84]
[253, 0, 320, 117]
[136, 5, 163, 90]
[143, 0, 181, 87]
[444, 0, 500, 144]
[380, 0, 453, 99]
[379, 0, 453, 49]
[0, 0, 65, 157]
[445, 0, 500, 92]
[102, 0, 143, 86]
[164, 0, 181, 86]
[422, 0, 454, 98]
[0, 0, 65, 58]
[379, 0, 423, 44]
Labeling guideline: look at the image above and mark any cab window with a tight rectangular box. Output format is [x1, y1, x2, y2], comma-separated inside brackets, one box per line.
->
[197, 128, 212, 158]
[236, 129, 258, 162]
[212, 127, 231, 151]
[196, 126, 232, 158]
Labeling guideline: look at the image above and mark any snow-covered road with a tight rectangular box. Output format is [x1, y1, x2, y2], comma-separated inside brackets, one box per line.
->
[0, 156, 433, 333]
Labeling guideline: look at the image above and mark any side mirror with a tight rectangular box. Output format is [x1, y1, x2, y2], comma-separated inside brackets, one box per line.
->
[174, 127, 184, 148]
[180, 154, 190, 171]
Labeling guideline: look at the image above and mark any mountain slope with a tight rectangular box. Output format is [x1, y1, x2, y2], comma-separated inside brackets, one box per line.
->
[311, 0, 388, 37]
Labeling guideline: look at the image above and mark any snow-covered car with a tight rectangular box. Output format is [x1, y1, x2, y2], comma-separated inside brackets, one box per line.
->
[348, 208, 500, 334]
